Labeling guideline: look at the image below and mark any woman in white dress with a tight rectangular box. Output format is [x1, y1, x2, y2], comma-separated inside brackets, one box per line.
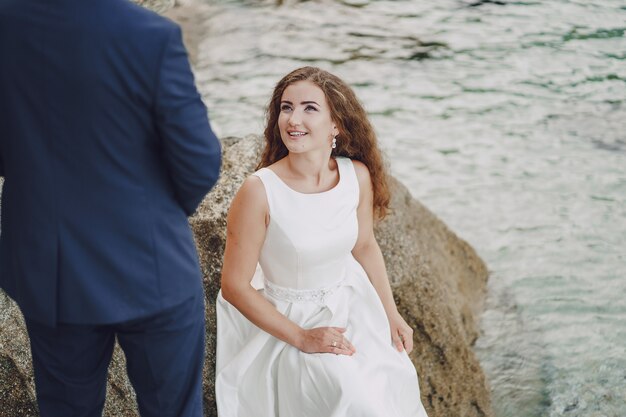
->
[216, 66, 429, 417]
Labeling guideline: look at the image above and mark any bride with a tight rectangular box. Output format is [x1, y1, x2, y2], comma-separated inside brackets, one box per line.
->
[216, 66, 429, 416]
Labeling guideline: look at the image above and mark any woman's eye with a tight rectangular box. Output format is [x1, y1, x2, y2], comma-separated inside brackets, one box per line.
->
[280, 104, 292, 112]
[305, 105, 318, 112]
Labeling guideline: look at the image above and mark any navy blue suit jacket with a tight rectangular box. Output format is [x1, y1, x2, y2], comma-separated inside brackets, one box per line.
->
[0, 0, 222, 326]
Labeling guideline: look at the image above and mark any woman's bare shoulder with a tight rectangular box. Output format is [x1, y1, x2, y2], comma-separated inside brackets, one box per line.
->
[350, 159, 372, 185]
[231, 174, 268, 213]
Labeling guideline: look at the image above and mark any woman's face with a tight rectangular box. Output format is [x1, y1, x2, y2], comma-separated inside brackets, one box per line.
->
[278, 80, 338, 155]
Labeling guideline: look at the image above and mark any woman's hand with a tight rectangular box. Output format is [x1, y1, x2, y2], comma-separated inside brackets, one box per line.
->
[296, 327, 356, 356]
[388, 310, 414, 353]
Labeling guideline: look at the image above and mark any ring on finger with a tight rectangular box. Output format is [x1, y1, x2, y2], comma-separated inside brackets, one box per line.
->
[331, 341, 338, 348]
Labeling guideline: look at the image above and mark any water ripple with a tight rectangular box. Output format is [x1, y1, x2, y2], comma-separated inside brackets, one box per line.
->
[197, 1, 626, 415]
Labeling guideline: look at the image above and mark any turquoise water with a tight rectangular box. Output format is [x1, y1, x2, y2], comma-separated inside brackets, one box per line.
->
[197, 0, 626, 415]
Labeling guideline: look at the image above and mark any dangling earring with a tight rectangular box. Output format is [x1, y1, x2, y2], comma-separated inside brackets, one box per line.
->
[332, 136, 337, 149]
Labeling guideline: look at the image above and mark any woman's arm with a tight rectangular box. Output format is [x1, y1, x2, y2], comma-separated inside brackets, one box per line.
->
[351, 161, 414, 353]
[221, 176, 355, 355]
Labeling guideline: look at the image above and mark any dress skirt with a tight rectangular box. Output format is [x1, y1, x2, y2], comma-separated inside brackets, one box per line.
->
[215, 257, 428, 417]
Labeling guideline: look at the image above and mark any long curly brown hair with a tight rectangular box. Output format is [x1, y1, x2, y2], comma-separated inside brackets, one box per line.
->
[257, 66, 391, 219]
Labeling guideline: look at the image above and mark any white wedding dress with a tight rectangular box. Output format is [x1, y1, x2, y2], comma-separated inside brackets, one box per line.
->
[216, 157, 428, 417]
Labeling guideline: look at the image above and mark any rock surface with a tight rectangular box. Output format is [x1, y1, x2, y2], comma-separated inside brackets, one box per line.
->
[0, 133, 492, 417]
[194, 135, 494, 417]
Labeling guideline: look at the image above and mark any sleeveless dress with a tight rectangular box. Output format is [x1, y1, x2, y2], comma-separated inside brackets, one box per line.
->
[216, 157, 428, 417]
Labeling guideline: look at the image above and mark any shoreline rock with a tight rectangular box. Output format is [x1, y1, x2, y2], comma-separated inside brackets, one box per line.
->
[0, 139, 492, 417]
[193, 135, 493, 417]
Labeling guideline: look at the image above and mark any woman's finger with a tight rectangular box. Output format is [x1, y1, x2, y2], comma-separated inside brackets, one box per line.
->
[393, 329, 404, 352]
[402, 330, 413, 353]
[400, 329, 413, 353]
[341, 336, 357, 353]
[328, 345, 354, 356]
[325, 334, 355, 355]
[329, 328, 356, 352]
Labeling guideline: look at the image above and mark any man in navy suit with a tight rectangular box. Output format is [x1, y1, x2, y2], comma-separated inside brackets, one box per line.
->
[0, 0, 221, 415]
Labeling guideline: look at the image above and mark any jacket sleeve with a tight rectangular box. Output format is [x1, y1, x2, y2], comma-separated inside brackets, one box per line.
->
[154, 24, 222, 216]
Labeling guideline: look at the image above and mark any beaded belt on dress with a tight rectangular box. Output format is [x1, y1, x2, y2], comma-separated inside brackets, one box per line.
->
[263, 279, 344, 303]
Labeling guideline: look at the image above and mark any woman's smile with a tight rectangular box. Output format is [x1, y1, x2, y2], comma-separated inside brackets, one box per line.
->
[287, 130, 308, 138]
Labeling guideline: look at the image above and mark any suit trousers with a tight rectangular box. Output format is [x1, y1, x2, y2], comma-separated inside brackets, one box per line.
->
[25, 293, 205, 417]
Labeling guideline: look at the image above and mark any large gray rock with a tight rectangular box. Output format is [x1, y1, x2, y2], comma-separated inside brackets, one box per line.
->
[0, 135, 492, 417]
[194, 135, 493, 417]
[380, 179, 492, 417]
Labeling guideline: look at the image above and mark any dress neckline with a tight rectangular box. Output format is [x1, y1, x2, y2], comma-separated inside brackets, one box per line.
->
[264, 157, 344, 196]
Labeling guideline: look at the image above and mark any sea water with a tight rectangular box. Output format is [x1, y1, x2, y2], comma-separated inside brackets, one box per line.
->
[196, 1, 626, 415]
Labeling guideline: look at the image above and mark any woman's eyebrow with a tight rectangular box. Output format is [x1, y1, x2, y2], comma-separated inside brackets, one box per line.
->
[280, 100, 320, 105]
